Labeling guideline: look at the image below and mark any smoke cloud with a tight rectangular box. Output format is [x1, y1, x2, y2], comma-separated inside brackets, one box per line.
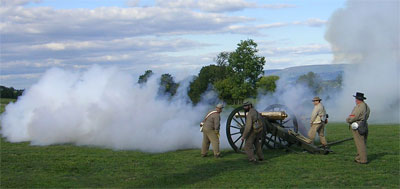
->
[256, 0, 399, 135]
[1, 65, 231, 152]
[256, 80, 315, 136]
[325, 0, 399, 123]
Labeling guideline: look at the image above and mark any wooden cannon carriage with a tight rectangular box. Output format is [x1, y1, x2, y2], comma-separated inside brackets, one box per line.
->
[226, 104, 342, 154]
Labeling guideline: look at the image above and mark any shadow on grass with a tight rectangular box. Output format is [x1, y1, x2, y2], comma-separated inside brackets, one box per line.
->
[368, 152, 393, 162]
[136, 149, 289, 188]
[135, 158, 252, 188]
[220, 150, 244, 157]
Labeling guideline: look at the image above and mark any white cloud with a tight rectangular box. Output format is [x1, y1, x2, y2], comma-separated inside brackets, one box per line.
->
[256, 23, 289, 29]
[155, 0, 295, 12]
[2, 37, 208, 65]
[261, 44, 331, 56]
[260, 4, 296, 9]
[0, 4, 252, 82]
[0, 0, 41, 7]
[125, 0, 140, 7]
[1, 6, 250, 43]
[197, 0, 256, 12]
[268, 58, 292, 64]
[0, 1, 331, 89]
[85, 54, 133, 62]
[0, 73, 41, 80]
[293, 18, 327, 27]
[225, 22, 287, 35]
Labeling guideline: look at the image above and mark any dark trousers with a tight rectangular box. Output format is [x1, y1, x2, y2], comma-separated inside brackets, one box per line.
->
[244, 131, 264, 161]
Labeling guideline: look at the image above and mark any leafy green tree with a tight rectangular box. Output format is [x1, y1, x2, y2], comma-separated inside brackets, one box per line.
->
[227, 39, 266, 89]
[188, 39, 266, 104]
[138, 70, 153, 84]
[214, 39, 266, 103]
[214, 52, 230, 67]
[214, 77, 252, 104]
[159, 73, 179, 97]
[188, 65, 228, 104]
[0, 86, 24, 99]
[257, 75, 279, 94]
[296, 72, 322, 95]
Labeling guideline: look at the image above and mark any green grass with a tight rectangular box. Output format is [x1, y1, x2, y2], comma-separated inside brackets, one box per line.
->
[1, 99, 399, 188]
[0, 98, 16, 113]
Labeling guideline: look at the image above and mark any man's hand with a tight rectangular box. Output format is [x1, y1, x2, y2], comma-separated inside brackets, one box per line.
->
[215, 130, 220, 138]
[241, 138, 244, 141]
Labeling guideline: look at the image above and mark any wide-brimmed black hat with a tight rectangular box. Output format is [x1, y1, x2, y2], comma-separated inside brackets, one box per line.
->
[353, 92, 367, 100]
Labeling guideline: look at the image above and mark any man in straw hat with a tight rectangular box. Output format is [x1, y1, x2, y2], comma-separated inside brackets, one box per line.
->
[346, 92, 370, 164]
[308, 96, 328, 147]
[201, 103, 224, 158]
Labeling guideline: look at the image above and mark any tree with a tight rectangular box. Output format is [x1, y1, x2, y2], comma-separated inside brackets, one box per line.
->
[0, 86, 24, 99]
[159, 73, 179, 97]
[214, 77, 252, 104]
[138, 70, 153, 84]
[257, 75, 279, 94]
[228, 39, 266, 89]
[213, 52, 230, 67]
[214, 39, 266, 103]
[296, 72, 322, 95]
[188, 65, 228, 104]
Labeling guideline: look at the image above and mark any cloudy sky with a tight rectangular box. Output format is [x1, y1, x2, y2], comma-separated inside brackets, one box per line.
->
[1, 0, 348, 89]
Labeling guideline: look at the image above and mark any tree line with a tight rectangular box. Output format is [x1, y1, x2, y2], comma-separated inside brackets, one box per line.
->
[0, 86, 24, 99]
[139, 39, 279, 105]
[138, 39, 344, 105]
[296, 71, 343, 97]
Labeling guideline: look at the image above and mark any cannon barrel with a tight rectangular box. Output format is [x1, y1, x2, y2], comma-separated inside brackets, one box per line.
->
[234, 111, 288, 120]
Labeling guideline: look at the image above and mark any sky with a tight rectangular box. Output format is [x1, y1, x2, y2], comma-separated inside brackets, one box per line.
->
[1, 0, 349, 89]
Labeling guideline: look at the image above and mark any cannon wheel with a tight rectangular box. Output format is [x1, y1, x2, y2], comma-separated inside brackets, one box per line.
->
[226, 106, 265, 153]
[264, 104, 298, 149]
[264, 125, 290, 149]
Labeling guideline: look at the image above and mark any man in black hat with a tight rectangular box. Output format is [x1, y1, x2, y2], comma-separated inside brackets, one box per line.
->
[346, 92, 370, 164]
[241, 101, 264, 163]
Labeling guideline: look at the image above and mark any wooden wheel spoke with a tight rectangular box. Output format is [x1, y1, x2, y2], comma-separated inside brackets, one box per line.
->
[238, 113, 245, 125]
[239, 140, 244, 150]
[230, 125, 241, 130]
[282, 118, 291, 124]
[231, 132, 241, 135]
[232, 118, 244, 128]
[233, 136, 242, 144]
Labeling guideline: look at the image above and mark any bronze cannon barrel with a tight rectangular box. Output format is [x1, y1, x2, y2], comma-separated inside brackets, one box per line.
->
[234, 111, 288, 120]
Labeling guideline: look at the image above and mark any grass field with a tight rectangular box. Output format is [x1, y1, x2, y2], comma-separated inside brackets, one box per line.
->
[1, 99, 399, 188]
[0, 98, 16, 113]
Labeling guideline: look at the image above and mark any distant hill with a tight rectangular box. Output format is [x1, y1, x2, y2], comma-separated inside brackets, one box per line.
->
[264, 64, 350, 82]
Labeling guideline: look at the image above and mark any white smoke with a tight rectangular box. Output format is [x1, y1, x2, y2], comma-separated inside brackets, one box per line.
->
[325, 0, 400, 123]
[256, 77, 316, 137]
[255, 0, 399, 137]
[0, 65, 231, 152]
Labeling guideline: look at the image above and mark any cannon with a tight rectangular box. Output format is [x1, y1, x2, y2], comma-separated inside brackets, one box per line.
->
[226, 104, 337, 154]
